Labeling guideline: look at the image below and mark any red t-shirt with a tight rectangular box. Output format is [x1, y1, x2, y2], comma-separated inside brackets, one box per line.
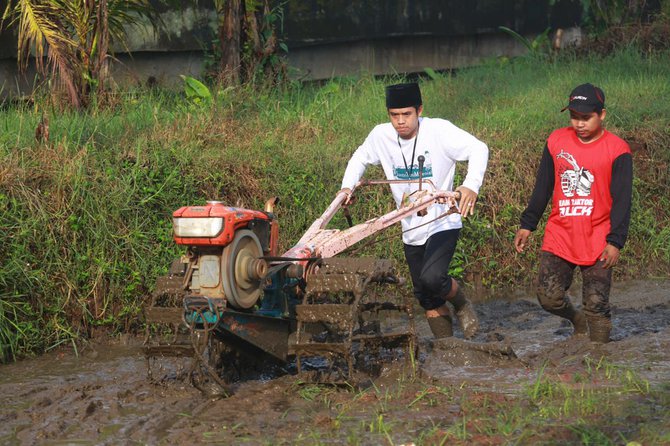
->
[542, 127, 631, 265]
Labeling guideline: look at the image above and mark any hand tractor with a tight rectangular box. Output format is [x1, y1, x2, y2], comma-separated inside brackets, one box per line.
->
[144, 167, 461, 393]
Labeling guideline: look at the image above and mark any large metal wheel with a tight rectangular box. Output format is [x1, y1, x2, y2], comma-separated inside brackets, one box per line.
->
[221, 229, 266, 309]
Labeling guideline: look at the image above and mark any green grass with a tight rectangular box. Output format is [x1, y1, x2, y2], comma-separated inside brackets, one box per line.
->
[186, 360, 667, 445]
[1, 48, 669, 360]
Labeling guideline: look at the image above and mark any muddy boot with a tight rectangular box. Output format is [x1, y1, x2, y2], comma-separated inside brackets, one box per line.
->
[571, 310, 588, 337]
[448, 287, 479, 339]
[544, 301, 587, 337]
[427, 314, 453, 339]
[587, 316, 612, 343]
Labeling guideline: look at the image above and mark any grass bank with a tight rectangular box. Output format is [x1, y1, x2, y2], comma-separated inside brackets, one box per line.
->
[1, 48, 669, 360]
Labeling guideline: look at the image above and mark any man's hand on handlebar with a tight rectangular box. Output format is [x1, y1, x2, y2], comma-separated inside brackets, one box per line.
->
[455, 186, 478, 219]
[338, 187, 354, 206]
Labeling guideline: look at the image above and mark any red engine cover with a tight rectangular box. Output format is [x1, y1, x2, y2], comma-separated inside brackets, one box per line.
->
[173, 202, 272, 246]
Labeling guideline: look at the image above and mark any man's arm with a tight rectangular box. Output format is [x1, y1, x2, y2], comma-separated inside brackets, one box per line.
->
[606, 152, 633, 249]
[340, 132, 380, 196]
[340, 154, 368, 192]
[600, 152, 633, 268]
[515, 144, 554, 253]
[438, 122, 488, 193]
[520, 144, 554, 231]
[437, 121, 489, 217]
[458, 139, 488, 218]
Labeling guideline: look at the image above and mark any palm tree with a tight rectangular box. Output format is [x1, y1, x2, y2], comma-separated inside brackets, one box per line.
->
[2, 0, 156, 108]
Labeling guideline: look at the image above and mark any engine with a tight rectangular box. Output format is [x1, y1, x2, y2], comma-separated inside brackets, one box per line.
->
[172, 200, 278, 309]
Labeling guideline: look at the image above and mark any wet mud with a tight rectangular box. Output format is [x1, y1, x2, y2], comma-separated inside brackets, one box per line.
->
[1, 279, 669, 445]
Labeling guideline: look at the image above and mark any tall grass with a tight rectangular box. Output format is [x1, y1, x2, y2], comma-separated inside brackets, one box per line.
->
[1, 48, 669, 359]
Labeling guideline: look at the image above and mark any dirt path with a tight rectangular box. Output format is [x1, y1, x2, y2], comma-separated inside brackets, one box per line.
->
[1, 279, 668, 445]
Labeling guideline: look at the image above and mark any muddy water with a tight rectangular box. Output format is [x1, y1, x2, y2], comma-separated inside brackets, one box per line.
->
[1, 279, 668, 445]
[422, 279, 670, 393]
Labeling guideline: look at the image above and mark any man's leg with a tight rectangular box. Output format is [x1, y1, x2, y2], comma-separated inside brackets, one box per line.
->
[581, 260, 612, 343]
[425, 305, 454, 339]
[404, 229, 478, 339]
[537, 251, 588, 336]
[421, 230, 479, 338]
[444, 279, 479, 339]
[404, 240, 453, 338]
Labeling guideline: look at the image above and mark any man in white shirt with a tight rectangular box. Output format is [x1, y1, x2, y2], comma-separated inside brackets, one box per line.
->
[339, 82, 489, 339]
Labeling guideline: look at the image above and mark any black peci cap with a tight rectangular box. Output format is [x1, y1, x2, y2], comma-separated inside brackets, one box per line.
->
[561, 83, 605, 113]
[385, 83, 422, 109]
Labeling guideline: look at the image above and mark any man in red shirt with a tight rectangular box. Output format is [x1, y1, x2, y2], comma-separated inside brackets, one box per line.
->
[514, 83, 633, 343]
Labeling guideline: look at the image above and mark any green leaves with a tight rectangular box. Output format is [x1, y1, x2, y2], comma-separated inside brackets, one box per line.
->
[3, 0, 157, 108]
[180, 75, 212, 105]
[498, 26, 552, 59]
[423, 67, 444, 81]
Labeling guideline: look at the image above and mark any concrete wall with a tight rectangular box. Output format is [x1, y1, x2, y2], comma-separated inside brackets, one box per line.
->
[0, 1, 583, 99]
[282, 0, 580, 43]
[288, 33, 531, 80]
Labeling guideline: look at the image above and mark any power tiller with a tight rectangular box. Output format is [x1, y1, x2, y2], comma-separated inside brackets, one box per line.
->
[144, 170, 461, 390]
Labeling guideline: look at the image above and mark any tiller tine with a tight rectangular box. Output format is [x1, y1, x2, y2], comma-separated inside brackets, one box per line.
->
[183, 296, 226, 330]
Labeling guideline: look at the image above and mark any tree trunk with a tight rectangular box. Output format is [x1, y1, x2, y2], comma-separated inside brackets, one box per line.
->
[219, 0, 242, 85]
[96, 0, 110, 94]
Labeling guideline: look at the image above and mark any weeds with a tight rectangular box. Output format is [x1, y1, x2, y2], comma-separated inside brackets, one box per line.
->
[180, 373, 668, 444]
[297, 383, 325, 401]
[1, 48, 669, 362]
[407, 385, 451, 408]
[498, 26, 553, 59]
[524, 355, 653, 434]
[569, 422, 614, 446]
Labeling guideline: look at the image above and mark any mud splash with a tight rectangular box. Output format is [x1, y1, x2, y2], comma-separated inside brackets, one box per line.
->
[1, 279, 668, 445]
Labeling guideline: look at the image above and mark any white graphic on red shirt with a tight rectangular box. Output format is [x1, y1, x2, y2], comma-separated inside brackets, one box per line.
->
[557, 150, 594, 197]
[556, 150, 594, 217]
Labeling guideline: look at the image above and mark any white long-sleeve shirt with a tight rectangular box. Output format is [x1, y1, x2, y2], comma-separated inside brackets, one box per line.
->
[341, 117, 489, 245]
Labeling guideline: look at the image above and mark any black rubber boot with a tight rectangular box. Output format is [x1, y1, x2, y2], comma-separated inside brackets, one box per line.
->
[448, 287, 479, 339]
[587, 316, 612, 343]
[427, 314, 453, 339]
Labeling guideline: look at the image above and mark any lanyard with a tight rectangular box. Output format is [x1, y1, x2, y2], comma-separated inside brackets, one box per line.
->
[397, 123, 419, 179]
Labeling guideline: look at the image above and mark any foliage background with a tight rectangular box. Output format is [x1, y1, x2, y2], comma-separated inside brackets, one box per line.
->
[1, 46, 669, 361]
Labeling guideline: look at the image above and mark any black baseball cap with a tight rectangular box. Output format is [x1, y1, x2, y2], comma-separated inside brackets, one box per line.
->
[561, 83, 605, 113]
[386, 83, 422, 109]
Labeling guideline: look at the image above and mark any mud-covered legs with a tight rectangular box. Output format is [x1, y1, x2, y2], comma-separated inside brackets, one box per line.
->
[581, 259, 613, 343]
[537, 251, 612, 342]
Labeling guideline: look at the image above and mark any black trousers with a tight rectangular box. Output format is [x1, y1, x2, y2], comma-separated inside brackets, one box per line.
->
[403, 229, 460, 311]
